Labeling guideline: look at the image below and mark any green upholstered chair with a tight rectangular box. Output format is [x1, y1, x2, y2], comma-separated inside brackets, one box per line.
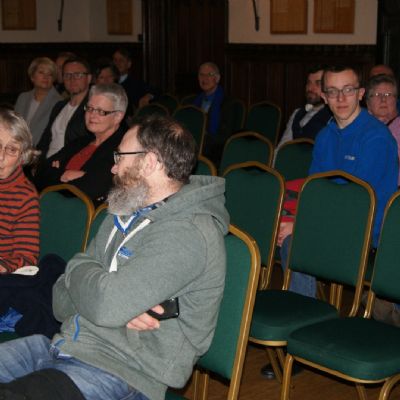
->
[173, 105, 206, 155]
[219, 132, 274, 176]
[222, 162, 284, 290]
[249, 171, 375, 383]
[134, 103, 169, 119]
[244, 101, 281, 147]
[153, 93, 179, 115]
[85, 203, 108, 250]
[0, 332, 19, 343]
[166, 224, 261, 400]
[193, 155, 217, 176]
[39, 184, 94, 262]
[180, 94, 197, 106]
[282, 190, 400, 400]
[230, 98, 246, 133]
[274, 138, 314, 181]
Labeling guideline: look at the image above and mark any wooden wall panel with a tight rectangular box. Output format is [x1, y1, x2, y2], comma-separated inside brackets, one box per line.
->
[0, 41, 376, 140]
[0, 42, 143, 105]
[224, 44, 376, 133]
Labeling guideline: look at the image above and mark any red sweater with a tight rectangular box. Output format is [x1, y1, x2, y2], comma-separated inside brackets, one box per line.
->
[0, 166, 40, 272]
[281, 178, 305, 223]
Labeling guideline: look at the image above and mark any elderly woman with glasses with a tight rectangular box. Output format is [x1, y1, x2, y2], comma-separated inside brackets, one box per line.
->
[0, 108, 40, 273]
[14, 57, 62, 146]
[366, 73, 400, 185]
[33, 83, 128, 206]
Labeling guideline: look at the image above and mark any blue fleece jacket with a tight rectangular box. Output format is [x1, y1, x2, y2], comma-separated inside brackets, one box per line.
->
[309, 108, 398, 247]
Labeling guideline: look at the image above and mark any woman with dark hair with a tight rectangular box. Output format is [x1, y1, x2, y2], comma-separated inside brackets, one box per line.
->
[94, 61, 120, 85]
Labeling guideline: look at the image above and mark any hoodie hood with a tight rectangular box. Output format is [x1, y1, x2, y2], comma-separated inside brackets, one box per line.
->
[147, 175, 230, 235]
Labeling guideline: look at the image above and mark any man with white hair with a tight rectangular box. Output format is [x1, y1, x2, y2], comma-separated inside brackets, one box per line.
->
[192, 61, 238, 166]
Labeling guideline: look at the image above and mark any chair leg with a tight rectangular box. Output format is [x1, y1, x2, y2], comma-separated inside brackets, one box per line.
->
[276, 347, 286, 369]
[193, 369, 209, 400]
[280, 354, 294, 400]
[379, 375, 400, 400]
[355, 383, 367, 400]
[266, 347, 283, 383]
[317, 281, 327, 301]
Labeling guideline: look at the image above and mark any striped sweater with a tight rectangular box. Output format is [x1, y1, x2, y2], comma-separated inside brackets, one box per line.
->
[0, 166, 40, 272]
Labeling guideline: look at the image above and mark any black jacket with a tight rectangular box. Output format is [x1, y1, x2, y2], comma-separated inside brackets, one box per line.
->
[34, 123, 127, 206]
[36, 94, 91, 158]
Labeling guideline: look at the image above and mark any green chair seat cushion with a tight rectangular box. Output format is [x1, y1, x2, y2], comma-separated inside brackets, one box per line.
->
[0, 332, 19, 343]
[288, 317, 400, 381]
[165, 390, 187, 400]
[250, 289, 338, 341]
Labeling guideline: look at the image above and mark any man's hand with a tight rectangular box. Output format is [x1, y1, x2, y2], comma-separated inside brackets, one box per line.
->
[277, 221, 294, 247]
[138, 93, 154, 108]
[126, 305, 164, 331]
[52, 160, 60, 168]
[60, 170, 85, 182]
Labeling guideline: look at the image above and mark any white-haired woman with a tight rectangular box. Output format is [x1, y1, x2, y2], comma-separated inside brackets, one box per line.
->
[0, 107, 40, 273]
[14, 57, 62, 146]
[33, 83, 128, 206]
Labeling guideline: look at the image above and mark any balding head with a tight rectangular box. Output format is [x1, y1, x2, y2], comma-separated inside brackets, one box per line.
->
[369, 64, 395, 78]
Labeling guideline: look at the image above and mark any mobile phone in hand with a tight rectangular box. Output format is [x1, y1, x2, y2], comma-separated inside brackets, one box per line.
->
[147, 297, 179, 320]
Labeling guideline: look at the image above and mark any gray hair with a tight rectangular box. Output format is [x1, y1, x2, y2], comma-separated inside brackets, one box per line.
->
[0, 108, 40, 165]
[199, 62, 220, 78]
[88, 83, 128, 114]
[28, 57, 57, 81]
[366, 74, 398, 99]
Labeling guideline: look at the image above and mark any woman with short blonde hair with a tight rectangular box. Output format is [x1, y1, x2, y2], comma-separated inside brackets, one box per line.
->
[14, 57, 62, 146]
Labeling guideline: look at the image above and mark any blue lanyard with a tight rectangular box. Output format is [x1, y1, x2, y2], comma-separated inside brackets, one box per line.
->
[113, 203, 158, 236]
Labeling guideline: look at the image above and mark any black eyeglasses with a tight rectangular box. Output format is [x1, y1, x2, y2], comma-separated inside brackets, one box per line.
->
[113, 151, 147, 164]
[63, 72, 89, 80]
[84, 105, 118, 117]
[323, 86, 360, 99]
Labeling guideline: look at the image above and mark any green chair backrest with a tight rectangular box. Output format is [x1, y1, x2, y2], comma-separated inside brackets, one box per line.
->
[230, 98, 246, 133]
[134, 103, 169, 119]
[223, 163, 284, 285]
[39, 184, 94, 262]
[197, 225, 260, 390]
[173, 105, 206, 154]
[193, 155, 217, 176]
[274, 138, 314, 181]
[86, 203, 109, 250]
[244, 101, 281, 146]
[219, 132, 273, 175]
[154, 93, 179, 115]
[289, 171, 375, 288]
[180, 94, 196, 105]
[371, 191, 400, 300]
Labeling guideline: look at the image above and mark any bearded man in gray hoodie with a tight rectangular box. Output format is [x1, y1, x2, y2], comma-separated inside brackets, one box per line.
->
[0, 115, 229, 400]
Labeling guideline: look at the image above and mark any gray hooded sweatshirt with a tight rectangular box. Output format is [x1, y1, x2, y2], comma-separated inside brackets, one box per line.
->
[52, 175, 229, 400]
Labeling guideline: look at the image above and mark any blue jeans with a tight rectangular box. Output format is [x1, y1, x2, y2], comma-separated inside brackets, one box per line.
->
[280, 235, 316, 298]
[0, 335, 149, 400]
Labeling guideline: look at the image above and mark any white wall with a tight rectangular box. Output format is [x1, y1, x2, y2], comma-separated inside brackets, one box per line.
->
[229, 0, 378, 45]
[0, 0, 377, 45]
[0, 0, 142, 43]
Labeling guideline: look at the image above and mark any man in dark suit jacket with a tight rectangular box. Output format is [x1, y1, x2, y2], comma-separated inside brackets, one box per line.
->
[112, 47, 156, 116]
[37, 57, 92, 159]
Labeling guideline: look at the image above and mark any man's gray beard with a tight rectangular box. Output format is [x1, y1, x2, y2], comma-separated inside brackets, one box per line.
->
[107, 175, 150, 216]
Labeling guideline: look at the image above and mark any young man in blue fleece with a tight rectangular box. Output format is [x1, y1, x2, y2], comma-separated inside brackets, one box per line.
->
[0, 116, 229, 400]
[278, 65, 399, 298]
